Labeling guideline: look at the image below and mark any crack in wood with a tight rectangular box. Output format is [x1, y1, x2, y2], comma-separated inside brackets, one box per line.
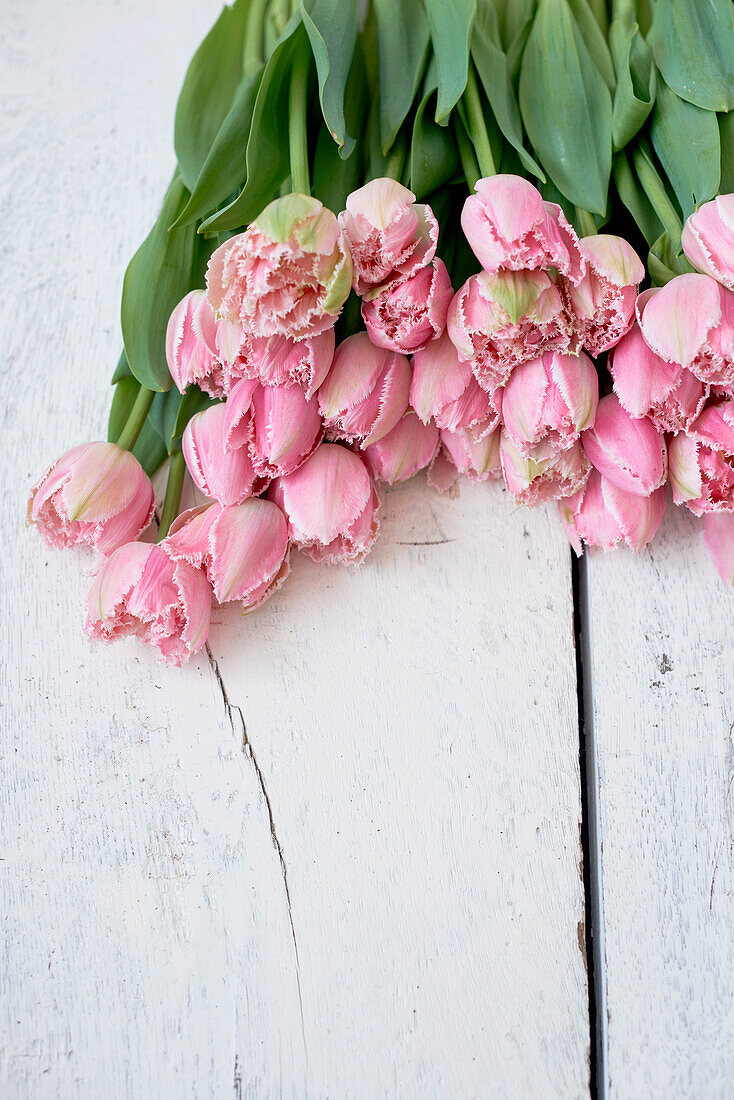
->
[206, 644, 308, 1065]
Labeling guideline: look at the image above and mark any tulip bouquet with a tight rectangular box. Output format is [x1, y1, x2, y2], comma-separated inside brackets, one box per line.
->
[28, 0, 734, 664]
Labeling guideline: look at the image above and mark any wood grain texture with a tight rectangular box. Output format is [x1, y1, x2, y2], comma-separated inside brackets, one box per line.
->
[584, 505, 734, 1099]
[0, 1, 589, 1096]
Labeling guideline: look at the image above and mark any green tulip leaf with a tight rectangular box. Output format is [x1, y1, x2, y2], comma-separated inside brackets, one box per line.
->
[300, 0, 359, 157]
[172, 387, 218, 442]
[200, 16, 307, 233]
[174, 0, 251, 191]
[612, 151, 663, 247]
[519, 0, 612, 216]
[108, 377, 169, 476]
[567, 0, 615, 89]
[173, 68, 263, 229]
[149, 388, 185, 455]
[410, 86, 459, 200]
[650, 78, 720, 221]
[312, 45, 366, 211]
[609, 11, 656, 149]
[493, 0, 537, 51]
[111, 348, 132, 384]
[720, 111, 734, 195]
[374, 0, 429, 154]
[648, 0, 734, 112]
[471, 0, 544, 180]
[648, 230, 697, 287]
[121, 174, 207, 392]
[424, 0, 477, 124]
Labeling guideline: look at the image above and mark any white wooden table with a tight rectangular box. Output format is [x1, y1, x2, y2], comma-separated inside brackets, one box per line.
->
[2, 3, 733, 1097]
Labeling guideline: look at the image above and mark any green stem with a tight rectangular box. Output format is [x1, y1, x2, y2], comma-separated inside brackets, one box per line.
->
[116, 385, 154, 452]
[463, 63, 496, 179]
[288, 49, 311, 195]
[243, 0, 271, 78]
[157, 451, 187, 542]
[456, 117, 480, 192]
[575, 207, 597, 237]
[632, 144, 683, 244]
[384, 134, 407, 182]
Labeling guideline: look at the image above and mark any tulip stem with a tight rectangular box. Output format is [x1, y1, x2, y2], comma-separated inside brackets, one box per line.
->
[456, 116, 480, 192]
[116, 385, 155, 452]
[632, 144, 683, 245]
[289, 49, 311, 195]
[157, 451, 187, 542]
[575, 207, 597, 237]
[243, 0, 271, 79]
[463, 63, 496, 179]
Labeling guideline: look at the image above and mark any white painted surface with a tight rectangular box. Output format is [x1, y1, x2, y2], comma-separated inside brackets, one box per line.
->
[585, 504, 734, 1099]
[0, 2, 590, 1097]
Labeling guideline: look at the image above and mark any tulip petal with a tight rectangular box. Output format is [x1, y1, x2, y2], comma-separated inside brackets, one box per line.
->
[703, 512, 734, 583]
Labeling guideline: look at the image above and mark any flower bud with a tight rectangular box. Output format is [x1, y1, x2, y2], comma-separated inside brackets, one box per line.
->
[236, 330, 335, 399]
[461, 175, 585, 281]
[166, 500, 289, 608]
[318, 333, 411, 446]
[609, 323, 707, 434]
[339, 178, 439, 295]
[28, 441, 155, 555]
[447, 269, 574, 391]
[561, 235, 644, 354]
[636, 275, 734, 393]
[681, 194, 734, 291]
[668, 401, 734, 515]
[500, 433, 590, 505]
[246, 383, 323, 478]
[559, 469, 665, 554]
[581, 394, 667, 497]
[166, 289, 244, 397]
[269, 443, 379, 564]
[440, 426, 502, 482]
[502, 349, 598, 460]
[362, 412, 439, 484]
[207, 193, 352, 340]
[411, 331, 502, 439]
[361, 259, 453, 354]
[183, 402, 261, 506]
[85, 542, 211, 666]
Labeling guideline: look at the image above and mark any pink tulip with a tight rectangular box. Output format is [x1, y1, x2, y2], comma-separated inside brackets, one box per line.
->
[207, 193, 352, 340]
[166, 289, 245, 398]
[636, 275, 734, 393]
[502, 349, 599, 460]
[85, 541, 211, 666]
[411, 331, 502, 439]
[362, 412, 440, 484]
[559, 469, 665, 554]
[500, 433, 590, 506]
[447, 269, 574, 392]
[269, 443, 379, 564]
[440, 425, 502, 482]
[561, 235, 644, 355]
[461, 175, 585, 282]
[224, 379, 322, 479]
[28, 441, 155, 555]
[318, 333, 411, 446]
[234, 329, 334, 399]
[668, 400, 734, 515]
[703, 512, 734, 583]
[681, 194, 734, 291]
[361, 259, 453, 354]
[581, 394, 667, 497]
[339, 178, 439, 295]
[609, 322, 707, 434]
[165, 499, 289, 608]
[183, 402, 262, 505]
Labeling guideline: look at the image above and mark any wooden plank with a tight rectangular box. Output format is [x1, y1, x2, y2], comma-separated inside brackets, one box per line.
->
[584, 505, 734, 1098]
[1, 1, 590, 1095]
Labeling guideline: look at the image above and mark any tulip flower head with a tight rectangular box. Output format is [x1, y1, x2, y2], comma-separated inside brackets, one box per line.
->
[502, 349, 599, 460]
[500, 434, 591, 506]
[85, 542, 211, 666]
[362, 412, 440, 485]
[270, 443, 380, 564]
[411, 331, 502, 440]
[28, 441, 155, 555]
[361, 258, 453, 354]
[668, 401, 734, 516]
[682, 194, 734, 292]
[339, 178, 439, 295]
[166, 289, 244, 398]
[183, 401, 263, 506]
[439, 425, 502, 483]
[225, 380, 323, 479]
[207, 193, 352, 341]
[448, 269, 574, 392]
[461, 175, 585, 282]
[318, 333, 411, 447]
[610, 323, 707, 434]
[581, 394, 667, 497]
[166, 500, 290, 609]
[559, 469, 665, 554]
[234, 329, 334, 399]
[561, 234, 644, 355]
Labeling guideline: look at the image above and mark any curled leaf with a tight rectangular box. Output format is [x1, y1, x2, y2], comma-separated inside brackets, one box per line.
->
[648, 0, 734, 112]
[650, 78, 720, 220]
